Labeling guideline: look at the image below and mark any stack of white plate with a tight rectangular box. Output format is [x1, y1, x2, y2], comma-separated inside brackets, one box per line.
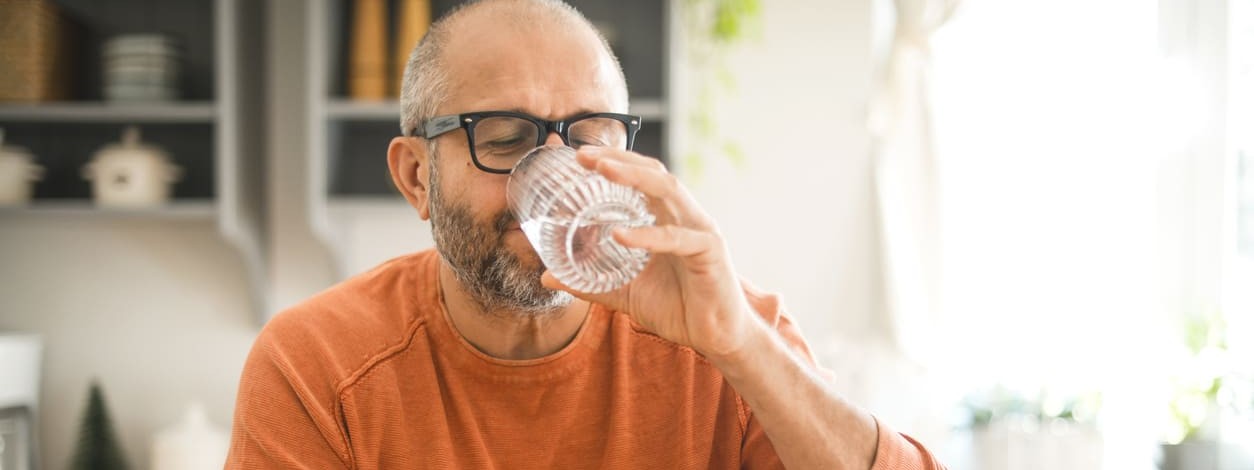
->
[103, 34, 181, 102]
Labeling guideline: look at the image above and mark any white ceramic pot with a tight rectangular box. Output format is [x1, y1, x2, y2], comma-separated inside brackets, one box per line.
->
[0, 129, 44, 206]
[82, 126, 182, 207]
[150, 403, 229, 470]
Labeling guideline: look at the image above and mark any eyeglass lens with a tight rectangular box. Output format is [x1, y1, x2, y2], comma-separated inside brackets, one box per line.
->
[471, 116, 628, 171]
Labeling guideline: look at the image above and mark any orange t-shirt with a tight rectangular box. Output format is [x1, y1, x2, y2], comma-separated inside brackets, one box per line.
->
[226, 249, 942, 469]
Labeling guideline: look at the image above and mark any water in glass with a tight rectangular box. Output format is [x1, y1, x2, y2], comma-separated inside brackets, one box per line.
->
[507, 145, 654, 293]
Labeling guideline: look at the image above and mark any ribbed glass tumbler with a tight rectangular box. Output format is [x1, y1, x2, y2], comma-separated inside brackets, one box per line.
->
[507, 145, 655, 293]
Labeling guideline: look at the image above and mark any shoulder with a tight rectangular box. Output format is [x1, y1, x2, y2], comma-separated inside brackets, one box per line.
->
[229, 250, 445, 465]
[250, 249, 443, 392]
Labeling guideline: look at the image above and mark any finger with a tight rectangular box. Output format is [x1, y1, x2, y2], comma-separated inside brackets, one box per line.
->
[576, 146, 666, 172]
[613, 225, 721, 261]
[593, 158, 717, 230]
[577, 146, 717, 231]
[595, 158, 675, 198]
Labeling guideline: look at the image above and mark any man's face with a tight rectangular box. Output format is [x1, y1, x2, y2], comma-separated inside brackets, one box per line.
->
[427, 17, 625, 313]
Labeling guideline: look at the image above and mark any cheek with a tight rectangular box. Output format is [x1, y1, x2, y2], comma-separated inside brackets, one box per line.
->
[444, 159, 511, 216]
[475, 179, 511, 221]
[465, 184, 513, 232]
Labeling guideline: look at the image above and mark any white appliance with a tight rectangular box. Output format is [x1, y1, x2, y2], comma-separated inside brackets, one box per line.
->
[0, 334, 41, 470]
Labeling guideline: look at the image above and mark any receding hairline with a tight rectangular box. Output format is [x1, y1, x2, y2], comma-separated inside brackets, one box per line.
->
[438, 0, 626, 93]
[441, 0, 591, 31]
[399, 0, 629, 134]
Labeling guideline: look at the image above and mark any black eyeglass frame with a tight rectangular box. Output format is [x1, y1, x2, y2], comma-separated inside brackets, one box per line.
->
[409, 110, 643, 174]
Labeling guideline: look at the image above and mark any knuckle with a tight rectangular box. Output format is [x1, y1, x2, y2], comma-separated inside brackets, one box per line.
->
[661, 173, 681, 194]
[705, 230, 725, 247]
[662, 225, 682, 239]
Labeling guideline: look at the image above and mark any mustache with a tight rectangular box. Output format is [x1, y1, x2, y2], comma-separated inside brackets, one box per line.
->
[492, 210, 516, 235]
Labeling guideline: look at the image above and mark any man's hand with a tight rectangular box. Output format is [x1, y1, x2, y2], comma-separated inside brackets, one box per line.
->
[541, 146, 945, 470]
[539, 145, 764, 360]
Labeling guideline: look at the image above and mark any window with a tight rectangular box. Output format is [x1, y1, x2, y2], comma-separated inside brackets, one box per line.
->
[927, 0, 1250, 466]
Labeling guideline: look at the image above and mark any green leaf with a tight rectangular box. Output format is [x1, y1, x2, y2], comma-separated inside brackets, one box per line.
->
[690, 107, 715, 139]
[684, 151, 707, 181]
[711, 0, 763, 43]
[722, 141, 747, 168]
[715, 66, 738, 92]
[682, 0, 764, 178]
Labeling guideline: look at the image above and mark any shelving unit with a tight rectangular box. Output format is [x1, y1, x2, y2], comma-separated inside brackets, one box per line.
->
[0, 0, 268, 320]
[0, 200, 217, 219]
[321, 97, 670, 122]
[0, 102, 218, 122]
[305, 0, 673, 279]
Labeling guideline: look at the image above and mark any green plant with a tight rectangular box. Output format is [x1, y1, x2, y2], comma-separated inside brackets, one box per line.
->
[1165, 312, 1231, 444]
[960, 384, 1102, 429]
[679, 0, 763, 178]
[69, 381, 131, 470]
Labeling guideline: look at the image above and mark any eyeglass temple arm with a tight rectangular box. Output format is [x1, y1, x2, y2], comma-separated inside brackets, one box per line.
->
[418, 115, 463, 138]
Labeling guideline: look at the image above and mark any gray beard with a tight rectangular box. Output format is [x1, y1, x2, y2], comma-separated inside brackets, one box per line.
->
[427, 154, 572, 315]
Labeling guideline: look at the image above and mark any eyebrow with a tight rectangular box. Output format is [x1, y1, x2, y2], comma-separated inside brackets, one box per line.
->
[503, 108, 599, 121]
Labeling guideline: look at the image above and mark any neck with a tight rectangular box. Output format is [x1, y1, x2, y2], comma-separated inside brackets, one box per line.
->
[438, 261, 590, 360]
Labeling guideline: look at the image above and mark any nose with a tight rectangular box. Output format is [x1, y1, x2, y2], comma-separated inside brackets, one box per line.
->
[542, 131, 565, 147]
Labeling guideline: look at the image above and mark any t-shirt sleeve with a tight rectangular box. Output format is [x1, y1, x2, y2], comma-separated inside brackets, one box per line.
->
[740, 409, 786, 470]
[225, 332, 352, 469]
[736, 280, 946, 470]
[870, 419, 949, 470]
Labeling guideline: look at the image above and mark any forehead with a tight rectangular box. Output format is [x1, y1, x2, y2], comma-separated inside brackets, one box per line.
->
[440, 11, 623, 119]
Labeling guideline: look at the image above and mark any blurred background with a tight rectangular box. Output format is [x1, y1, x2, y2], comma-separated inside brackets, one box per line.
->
[1, 0, 1251, 469]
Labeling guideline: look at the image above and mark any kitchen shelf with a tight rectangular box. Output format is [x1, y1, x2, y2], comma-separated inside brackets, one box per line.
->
[630, 99, 668, 121]
[0, 102, 217, 123]
[325, 99, 399, 120]
[0, 0, 270, 322]
[324, 98, 669, 121]
[0, 200, 216, 219]
[327, 195, 407, 210]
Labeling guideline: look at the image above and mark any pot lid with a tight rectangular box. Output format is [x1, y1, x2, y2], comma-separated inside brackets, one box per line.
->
[93, 126, 171, 162]
[0, 128, 36, 161]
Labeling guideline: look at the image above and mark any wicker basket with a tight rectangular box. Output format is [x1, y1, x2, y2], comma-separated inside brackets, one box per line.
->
[0, 0, 75, 102]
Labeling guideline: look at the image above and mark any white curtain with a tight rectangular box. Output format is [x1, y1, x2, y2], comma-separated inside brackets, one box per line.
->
[922, 1, 1207, 466]
[868, 0, 959, 363]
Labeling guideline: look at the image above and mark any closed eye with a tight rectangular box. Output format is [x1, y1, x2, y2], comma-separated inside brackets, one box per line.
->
[571, 137, 608, 148]
[484, 135, 529, 149]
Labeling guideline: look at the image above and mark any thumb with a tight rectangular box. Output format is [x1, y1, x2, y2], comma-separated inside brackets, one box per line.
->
[540, 271, 567, 291]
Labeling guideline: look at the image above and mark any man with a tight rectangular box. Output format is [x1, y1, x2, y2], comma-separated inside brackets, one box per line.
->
[227, 0, 944, 468]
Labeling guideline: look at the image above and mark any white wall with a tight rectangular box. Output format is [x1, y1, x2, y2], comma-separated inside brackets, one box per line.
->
[0, 218, 257, 470]
[674, 0, 918, 433]
[682, 0, 883, 345]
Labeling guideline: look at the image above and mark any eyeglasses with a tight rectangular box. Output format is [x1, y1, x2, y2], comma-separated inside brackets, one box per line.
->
[410, 111, 642, 174]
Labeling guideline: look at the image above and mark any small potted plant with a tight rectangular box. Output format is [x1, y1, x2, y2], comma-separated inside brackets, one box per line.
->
[962, 384, 1103, 470]
[1158, 312, 1252, 470]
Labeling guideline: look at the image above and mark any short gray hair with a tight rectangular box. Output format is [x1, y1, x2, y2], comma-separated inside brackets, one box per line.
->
[399, 0, 628, 136]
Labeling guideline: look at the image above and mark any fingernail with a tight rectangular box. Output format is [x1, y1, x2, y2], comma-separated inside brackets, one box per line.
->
[611, 226, 629, 238]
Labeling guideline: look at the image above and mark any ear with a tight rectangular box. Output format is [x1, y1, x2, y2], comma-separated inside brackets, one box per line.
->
[388, 137, 431, 220]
